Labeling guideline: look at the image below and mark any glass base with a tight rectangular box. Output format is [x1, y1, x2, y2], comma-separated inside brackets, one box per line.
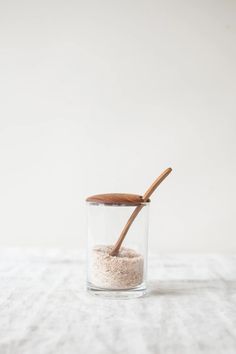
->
[87, 283, 146, 299]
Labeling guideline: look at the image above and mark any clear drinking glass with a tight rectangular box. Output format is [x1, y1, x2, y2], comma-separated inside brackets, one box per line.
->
[86, 196, 150, 299]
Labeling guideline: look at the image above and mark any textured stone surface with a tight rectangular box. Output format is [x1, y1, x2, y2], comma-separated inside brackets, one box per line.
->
[0, 249, 236, 354]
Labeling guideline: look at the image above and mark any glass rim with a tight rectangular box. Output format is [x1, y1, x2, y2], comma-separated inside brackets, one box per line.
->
[86, 201, 150, 207]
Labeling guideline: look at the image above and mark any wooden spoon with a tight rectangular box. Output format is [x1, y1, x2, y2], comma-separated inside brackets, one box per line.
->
[109, 167, 172, 256]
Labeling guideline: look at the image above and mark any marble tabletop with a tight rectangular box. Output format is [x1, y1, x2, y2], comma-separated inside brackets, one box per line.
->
[0, 248, 236, 354]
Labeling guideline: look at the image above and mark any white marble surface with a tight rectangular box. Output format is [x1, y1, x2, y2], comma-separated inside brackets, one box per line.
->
[0, 249, 236, 354]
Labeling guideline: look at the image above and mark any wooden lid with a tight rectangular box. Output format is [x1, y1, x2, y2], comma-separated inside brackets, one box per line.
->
[86, 193, 150, 205]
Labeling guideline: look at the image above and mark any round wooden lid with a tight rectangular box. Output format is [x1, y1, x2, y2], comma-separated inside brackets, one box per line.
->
[86, 193, 150, 205]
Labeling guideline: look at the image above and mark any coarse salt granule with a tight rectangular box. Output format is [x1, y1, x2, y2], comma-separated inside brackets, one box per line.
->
[90, 245, 144, 289]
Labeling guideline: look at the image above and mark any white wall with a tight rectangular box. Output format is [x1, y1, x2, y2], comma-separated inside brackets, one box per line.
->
[0, 0, 235, 252]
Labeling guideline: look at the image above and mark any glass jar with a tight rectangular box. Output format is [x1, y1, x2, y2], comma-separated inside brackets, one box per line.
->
[86, 193, 150, 299]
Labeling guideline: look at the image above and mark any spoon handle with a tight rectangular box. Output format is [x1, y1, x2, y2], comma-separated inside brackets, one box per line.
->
[143, 168, 172, 201]
[109, 168, 172, 256]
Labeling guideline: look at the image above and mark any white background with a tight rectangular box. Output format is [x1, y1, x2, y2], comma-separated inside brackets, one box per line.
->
[0, 0, 235, 252]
